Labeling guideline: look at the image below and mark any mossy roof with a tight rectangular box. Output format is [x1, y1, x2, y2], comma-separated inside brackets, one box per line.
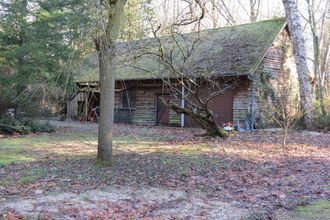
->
[75, 18, 286, 82]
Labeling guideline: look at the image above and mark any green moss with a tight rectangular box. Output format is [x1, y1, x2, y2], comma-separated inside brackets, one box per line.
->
[75, 18, 286, 82]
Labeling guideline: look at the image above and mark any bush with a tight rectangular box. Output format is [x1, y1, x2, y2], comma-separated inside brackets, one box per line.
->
[313, 97, 330, 131]
[0, 117, 55, 135]
[313, 114, 330, 131]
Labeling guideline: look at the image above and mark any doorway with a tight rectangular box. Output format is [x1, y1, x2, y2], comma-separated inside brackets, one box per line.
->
[156, 94, 169, 125]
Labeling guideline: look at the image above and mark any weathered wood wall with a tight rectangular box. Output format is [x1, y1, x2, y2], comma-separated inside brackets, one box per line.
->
[132, 89, 156, 125]
[168, 94, 181, 126]
[184, 83, 236, 127]
[113, 80, 181, 126]
[233, 78, 250, 122]
[231, 27, 297, 128]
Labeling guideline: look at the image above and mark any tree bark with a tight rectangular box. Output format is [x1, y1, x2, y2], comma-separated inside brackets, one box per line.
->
[97, 47, 116, 162]
[249, 0, 260, 22]
[167, 99, 229, 138]
[96, 0, 127, 163]
[319, 2, 330, 115]
[306, 0, 327, 116]
[282, 0, 314, 129]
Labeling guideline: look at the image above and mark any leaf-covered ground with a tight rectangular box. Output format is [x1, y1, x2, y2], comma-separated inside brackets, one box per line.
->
[0, 121, 329, 219]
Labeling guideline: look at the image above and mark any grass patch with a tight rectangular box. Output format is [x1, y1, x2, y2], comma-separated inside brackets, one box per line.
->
[17, 168, 48, 185]
[177, 147, 203, 155]
[0, 152, 33, 167]
[0, 132, 97, 166]
[0, 130, 185, 166]
[296, 200, 330, 219]
[18, 175, 41, 185]
[96, 158, 113, 167]
[0, 168, 48, 187]
[277, 200, 330, 220]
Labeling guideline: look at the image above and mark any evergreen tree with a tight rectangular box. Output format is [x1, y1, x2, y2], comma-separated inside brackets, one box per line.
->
[0, 0, 90, 113]
[120, 0, 153, 41]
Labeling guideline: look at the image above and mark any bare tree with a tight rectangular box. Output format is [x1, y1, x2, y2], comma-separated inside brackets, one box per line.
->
[155, 0, 236, 31]
[249, 0, 261, 22]
[210, 0, 236, 25]
[282, 0, 314, 129]
[256, 70, 301, 146]
[320, 3, 330, 100]
[209, 0, 219, 28]
[136, 0, 235, 138]
[94, 0, 127, 163]
[145, 34, 233, 137]
[300, 0, 329, 116]
[237, 0, 261, 22]
[318, 0, 330, 115]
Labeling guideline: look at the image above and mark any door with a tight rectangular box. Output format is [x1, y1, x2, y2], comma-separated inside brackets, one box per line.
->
[184, 88, 234, 127]
[156, 94, 169, 125]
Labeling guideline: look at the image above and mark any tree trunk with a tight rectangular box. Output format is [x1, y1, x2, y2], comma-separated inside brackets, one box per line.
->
[282, 0, 314, 129]
[307, 0, 327, 116]
[95, 0, 127, 163]
[97, 47, 116, 162]
[283, 126, 288, 146]
[319, 2, 330, 115]
[16, 0, 28, 98]
[250, 0, 259, 22]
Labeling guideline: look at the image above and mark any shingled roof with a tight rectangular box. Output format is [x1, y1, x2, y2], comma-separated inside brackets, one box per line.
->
[75, 18, 286, 82]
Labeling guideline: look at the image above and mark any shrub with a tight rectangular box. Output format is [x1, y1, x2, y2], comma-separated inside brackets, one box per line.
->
[0, 117, 55, 135]
[313, 97, 330, 131]
[19, 118, 55, 133]
[313, 114, 330, 131]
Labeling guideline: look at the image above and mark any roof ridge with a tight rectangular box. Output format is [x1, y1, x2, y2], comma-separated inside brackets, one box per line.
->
[201, 17, 286, 33]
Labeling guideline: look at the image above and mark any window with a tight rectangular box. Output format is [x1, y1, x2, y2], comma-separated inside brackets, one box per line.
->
[122, 90, 136, 108]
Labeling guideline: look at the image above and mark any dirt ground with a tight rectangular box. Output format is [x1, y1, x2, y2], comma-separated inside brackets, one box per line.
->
[0, 121, 329, 219]
[1, 187, 248, 219]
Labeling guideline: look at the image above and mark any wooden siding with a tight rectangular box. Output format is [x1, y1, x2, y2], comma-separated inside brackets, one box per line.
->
[132, 89, 155, 125]
[229, 28, 296, 128]
[184, 86, 235, 127]
[261, 48, 283, 77]
[233, 78, 250, 122]
[209, 90, 234, 125]
[169, 94, 181, 126]
[113, 82, 180, 126]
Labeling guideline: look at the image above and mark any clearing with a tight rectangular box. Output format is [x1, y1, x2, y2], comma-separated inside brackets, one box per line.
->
[0, 121, 329, 219]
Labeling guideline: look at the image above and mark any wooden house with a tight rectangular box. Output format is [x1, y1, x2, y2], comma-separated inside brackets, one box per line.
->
[69, 18, 298, 129]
